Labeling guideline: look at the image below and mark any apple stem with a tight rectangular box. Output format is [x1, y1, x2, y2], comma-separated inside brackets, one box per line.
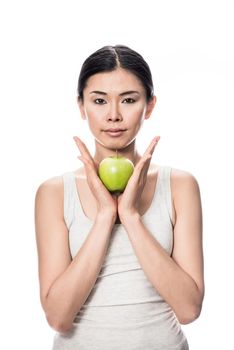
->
[116, 149, 118, 158]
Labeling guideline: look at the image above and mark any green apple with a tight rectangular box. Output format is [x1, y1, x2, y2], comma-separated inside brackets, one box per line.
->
[98, 156, 134, 192]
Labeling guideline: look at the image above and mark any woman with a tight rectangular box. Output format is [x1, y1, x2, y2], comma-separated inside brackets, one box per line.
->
[35, 45, 204, 349]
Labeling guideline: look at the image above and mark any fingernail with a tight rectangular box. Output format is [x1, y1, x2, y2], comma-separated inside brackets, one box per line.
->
[154, 136, 160, 143]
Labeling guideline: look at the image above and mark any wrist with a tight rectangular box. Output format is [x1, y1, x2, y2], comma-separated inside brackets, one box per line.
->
[119, 211, 141, 226]
[96, 210, 117, 225]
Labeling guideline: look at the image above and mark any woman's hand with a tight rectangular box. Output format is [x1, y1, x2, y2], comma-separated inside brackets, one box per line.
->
[117, 136, 160, 221]
[73, 136, 118, 219]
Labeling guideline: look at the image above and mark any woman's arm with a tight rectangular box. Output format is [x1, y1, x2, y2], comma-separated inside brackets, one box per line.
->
[119, 169, 204, 325]
[35, 177, 116, 333]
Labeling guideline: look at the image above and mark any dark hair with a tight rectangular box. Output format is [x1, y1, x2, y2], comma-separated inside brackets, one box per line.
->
[77, 45, 154, 103]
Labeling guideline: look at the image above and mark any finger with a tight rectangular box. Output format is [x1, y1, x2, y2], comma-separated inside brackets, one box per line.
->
[77, 155, 89, 168]
[133, 155, 151, 183]
[145, 136, 160, 157]
[135, 151, 152, 170]
[142, 136, 160, 158]
[73, 136, 93, 160]
[78, 156, 96, 173]
[78, 156, 116, 203]
[139, 153, 152, 171]
[78, 156, 101, 185]
[142, 154, 153, 177]
[73, 136, 92, 157]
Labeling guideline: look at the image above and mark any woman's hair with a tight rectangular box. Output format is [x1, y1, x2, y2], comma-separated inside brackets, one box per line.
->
[77, 45, 154, 103]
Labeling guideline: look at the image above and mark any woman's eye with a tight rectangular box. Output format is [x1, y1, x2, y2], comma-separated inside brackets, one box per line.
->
[94, 98, 106, 104]
[123, 98, 135, 103]
[94, 98, 135, 104]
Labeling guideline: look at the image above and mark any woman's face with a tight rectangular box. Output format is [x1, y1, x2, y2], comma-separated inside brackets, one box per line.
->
[78, 67, 156, 150]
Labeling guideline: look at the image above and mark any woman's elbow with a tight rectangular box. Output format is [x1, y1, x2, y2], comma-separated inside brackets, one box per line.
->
[46, 313, 74, 334]
[42, 296, 76, 333]
[178, 304, 202, 325]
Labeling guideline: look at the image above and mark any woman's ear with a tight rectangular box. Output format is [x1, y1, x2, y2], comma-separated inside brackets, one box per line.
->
[77, 96, 86, 120]
[145, 95, 157, 120]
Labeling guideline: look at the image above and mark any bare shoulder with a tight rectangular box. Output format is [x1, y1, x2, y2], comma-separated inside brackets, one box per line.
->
[34, 175, 65, 224]
[170, 168, 201, 226]
[36, 175, 64, 193]
[35, 175, 64, 202]
[171, 168, 201, 224]
[171, 167, 199, 182]
[171, 168, 200, 196]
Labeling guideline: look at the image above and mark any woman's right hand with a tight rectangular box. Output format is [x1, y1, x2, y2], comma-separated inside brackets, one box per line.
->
[73, 136, 118, 220]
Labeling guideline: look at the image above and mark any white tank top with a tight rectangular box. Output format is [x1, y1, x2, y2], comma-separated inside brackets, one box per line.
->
[52, 166, 189, 350]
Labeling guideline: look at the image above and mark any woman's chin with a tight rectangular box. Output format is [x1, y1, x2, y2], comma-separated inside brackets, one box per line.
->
[94, 133, 136, 151]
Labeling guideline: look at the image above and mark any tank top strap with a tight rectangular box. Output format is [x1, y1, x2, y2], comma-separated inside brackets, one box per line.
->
[62, 171, 77, 229]
[155, 166, 173, 225]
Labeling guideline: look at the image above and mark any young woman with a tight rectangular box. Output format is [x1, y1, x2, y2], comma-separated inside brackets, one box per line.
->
[35, 45, 204, 349]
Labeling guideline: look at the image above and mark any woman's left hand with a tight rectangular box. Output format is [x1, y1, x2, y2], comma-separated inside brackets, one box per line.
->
[117, 136, 160, 221]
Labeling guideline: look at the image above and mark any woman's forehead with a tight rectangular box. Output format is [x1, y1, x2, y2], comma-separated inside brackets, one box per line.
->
[85, 69, 145, 95]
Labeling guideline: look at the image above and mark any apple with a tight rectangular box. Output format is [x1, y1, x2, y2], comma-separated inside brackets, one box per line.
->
[98, 156, 134, 192]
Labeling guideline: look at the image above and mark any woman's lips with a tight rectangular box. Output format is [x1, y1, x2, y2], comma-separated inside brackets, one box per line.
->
[104, 129, 127, 137]
[105, 129, 126, 137]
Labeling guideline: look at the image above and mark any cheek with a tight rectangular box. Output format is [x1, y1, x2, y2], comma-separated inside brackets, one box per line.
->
[85, 105, 105, 122]
[84, 108, 100, 126]
[123, 105, 146, 123]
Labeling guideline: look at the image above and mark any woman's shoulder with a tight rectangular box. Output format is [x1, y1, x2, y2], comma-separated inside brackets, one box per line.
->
[35, 166, 85, 197]
[169, 167, 201, 203]
[36, 174, 64, 190]
[151, 163, 199, 183]
[150, 162, 200, 196]
[34, 175, 66, 225]
[170, 167, 199, 187]
[35, 174, 65, 203]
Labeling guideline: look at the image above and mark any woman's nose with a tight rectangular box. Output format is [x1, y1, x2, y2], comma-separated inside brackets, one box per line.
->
[106, 103, 123, 121]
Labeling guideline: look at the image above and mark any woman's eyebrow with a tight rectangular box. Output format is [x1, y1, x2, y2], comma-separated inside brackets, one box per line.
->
[89, 90, 140, 96]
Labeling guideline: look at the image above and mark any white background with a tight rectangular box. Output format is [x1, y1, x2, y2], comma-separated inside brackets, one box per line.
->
[0, 0, 233, 349]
